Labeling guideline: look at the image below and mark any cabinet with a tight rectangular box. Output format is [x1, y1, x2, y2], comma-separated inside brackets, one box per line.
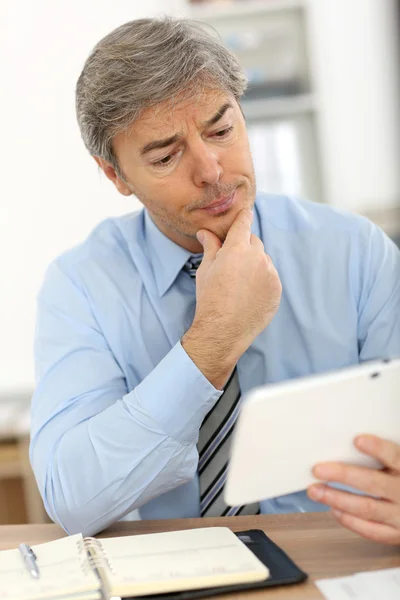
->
[0, 395, 48, 524]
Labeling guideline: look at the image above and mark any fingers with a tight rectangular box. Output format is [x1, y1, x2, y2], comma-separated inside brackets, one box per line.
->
[331, 509, 400, 545]
[307, 483, 400, 528]
[355, 435, 400, 474]
[197, 229, 222, 264]
[312, 462, 400, 503]
[224, 209, 253, 247]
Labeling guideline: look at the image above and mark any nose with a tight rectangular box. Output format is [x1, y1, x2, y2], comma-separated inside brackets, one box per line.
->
[191, 141, 223, 187]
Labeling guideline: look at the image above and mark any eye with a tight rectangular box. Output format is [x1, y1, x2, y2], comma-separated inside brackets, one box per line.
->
[153, 153, 174, 168]
[212, 125, 234, 138]
[151, 148, 184, 169]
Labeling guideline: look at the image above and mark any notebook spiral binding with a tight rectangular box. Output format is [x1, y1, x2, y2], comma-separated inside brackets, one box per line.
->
[76, 537, 115, 576]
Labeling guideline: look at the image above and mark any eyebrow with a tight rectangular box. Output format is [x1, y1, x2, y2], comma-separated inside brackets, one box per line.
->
[140, 133, 182, 156]
[203, 102, 233, 128]
[139, 102, 233, 157]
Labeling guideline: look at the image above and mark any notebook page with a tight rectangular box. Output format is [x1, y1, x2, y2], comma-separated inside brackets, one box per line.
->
[98, 526, 269, 597]
[0, 534, 100, 600]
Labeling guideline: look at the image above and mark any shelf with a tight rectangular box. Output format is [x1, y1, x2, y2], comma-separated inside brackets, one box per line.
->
[0, 443, 23, 479]
[242, 93, 316, 120]
[188, 0, 306, 22]
[0, 437, 48, 524]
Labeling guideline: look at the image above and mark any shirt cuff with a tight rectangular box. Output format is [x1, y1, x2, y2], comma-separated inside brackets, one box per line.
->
[128, 341, 223, 444]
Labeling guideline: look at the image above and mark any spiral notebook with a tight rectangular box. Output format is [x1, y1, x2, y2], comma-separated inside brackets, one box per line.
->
[0, 527, 269, 600]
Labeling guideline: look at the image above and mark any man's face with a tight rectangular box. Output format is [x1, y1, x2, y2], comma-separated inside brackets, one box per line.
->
[98, 88, 256, 252]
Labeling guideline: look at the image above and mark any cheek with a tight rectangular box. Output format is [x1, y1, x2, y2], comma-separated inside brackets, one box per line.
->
[146, 177, 190, 212]
[223, 140, 253, 174]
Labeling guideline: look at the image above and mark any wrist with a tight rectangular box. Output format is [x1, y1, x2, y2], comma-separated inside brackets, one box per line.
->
[181, 321, 239, 390]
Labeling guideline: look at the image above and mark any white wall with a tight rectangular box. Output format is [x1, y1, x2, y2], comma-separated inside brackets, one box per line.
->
[1, 0, 187, 392]
[307, 0, 400, 212]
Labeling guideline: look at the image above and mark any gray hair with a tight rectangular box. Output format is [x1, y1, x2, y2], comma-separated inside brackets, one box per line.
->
[75, 17, 247, 176]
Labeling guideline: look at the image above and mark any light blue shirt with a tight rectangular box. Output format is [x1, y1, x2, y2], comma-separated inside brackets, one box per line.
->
[30, 193, 400, 535]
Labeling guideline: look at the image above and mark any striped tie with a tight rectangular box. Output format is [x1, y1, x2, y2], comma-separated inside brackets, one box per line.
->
[183, 254, 203, 278]
[183, 255, 260, 517]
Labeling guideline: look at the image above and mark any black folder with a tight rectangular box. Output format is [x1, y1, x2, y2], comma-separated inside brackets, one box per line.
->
[129, 529, 307, 599]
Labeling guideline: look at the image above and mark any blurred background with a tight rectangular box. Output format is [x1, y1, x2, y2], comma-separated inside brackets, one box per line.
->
[1, 0, 400, 524]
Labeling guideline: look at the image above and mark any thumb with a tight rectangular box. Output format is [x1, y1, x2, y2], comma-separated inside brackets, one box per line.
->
[196, 229, 222, 263]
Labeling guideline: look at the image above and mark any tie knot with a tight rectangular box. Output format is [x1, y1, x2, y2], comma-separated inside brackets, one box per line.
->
[184, 255, 203, 279]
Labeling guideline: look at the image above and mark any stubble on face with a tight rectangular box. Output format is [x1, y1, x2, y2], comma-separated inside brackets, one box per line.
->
[113, 89, 257, 246]
[124, 175, 255, 244]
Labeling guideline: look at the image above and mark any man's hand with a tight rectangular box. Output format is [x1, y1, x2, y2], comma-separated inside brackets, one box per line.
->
[307, 435, 400, 545]
[182, 209, 282, 389]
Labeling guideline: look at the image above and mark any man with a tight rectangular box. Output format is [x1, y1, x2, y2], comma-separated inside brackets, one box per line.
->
[30, 17, 400, 541]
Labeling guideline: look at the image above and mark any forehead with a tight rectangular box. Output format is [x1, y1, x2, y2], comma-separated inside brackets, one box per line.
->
[129, 88, 234, 141]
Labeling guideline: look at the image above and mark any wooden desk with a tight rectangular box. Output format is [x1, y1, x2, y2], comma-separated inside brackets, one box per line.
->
[1, 513, 399, 599]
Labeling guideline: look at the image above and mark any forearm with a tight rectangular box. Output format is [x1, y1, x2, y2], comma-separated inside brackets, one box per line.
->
[45, 399, 196, 536]
[31, 342, 222, 536]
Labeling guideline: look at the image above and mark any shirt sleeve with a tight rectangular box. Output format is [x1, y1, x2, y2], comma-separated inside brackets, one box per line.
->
[356, 219, 400, 361]
[30, 261, 222, 536]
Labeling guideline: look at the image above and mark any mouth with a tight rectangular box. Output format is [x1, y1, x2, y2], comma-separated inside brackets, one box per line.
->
[200, 189, 237, 215]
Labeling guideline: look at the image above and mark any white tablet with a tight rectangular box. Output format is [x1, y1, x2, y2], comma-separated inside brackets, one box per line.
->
[224, 358, 400, 506]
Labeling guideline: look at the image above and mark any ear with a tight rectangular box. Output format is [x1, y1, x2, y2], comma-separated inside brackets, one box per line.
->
[93, 156, 132, 196]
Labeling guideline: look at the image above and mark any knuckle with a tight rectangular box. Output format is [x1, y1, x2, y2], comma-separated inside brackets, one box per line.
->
[362, 497, 379, 520]
[233, 241, 248, 255]
[263, 255, 275, 272]
[251, 233, 264, 246]
[376, 472, 393, 500]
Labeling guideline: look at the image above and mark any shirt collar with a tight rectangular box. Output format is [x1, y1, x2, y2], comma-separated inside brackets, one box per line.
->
[143, 201, 261, 297]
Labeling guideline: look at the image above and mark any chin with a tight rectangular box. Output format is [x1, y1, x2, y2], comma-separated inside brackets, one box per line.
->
[184, 183, 255, 241]
[208, 212, 241, 242]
